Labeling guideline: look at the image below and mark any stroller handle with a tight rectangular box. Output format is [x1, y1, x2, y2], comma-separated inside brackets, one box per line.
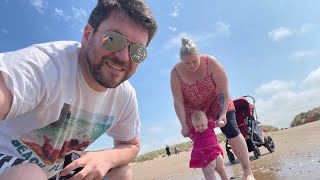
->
[242, 95, 258, 120]
[243, 95, 255, 104]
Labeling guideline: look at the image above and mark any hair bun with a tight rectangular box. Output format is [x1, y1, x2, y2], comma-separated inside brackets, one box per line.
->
[181, 37, 190, 46]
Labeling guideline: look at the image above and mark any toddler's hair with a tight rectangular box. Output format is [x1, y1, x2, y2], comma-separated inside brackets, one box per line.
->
[191, 111, 207, 124]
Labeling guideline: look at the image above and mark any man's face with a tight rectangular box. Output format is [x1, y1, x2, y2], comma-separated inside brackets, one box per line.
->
[81, 11, 149, 89]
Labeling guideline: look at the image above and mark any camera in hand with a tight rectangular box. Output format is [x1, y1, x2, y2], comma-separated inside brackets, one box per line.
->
[59, 152, 83, 179]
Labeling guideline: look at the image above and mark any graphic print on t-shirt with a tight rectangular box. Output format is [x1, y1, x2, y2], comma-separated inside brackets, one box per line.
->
[10, 103, 114, 172]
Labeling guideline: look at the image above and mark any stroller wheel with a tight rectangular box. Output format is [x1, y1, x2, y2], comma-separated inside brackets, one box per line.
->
[253, 146, 261, 159]
[227, 152, 236, 164]
[264, 135, 275, 153]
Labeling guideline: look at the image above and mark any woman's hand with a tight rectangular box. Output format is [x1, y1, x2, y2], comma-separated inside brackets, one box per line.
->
[216, 115, 227, 128]
[181, 125, 190, 137]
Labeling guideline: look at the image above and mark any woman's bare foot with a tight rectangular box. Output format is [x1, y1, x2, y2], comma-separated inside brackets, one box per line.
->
[243, 174, 255, 180]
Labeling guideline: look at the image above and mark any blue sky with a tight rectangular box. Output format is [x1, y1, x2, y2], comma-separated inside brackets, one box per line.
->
[1, 0, 319, 155]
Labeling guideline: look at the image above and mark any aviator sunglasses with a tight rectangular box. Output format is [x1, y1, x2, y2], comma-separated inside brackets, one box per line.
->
[101, 31, 147, 64]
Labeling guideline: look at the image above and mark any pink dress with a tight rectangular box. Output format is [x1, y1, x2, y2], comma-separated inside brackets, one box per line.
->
[189, 122, 222, 168]
[174, 55, 235, 168]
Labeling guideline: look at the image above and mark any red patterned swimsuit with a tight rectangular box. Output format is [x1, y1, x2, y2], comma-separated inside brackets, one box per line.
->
[174, 56, 235, 168]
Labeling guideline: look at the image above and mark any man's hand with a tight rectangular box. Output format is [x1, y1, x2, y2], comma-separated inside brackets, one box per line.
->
[60, 150, 111, 180]
[60, 136, 139, 180]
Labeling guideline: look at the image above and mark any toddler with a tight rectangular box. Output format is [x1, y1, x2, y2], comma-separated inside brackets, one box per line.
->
[190, 111, 228, 180]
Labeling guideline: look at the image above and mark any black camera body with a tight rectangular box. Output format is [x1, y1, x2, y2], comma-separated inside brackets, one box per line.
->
[59, 152, 83, 179]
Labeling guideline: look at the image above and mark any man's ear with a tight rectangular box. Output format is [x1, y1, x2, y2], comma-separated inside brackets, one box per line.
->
[82, 24, 94, 46]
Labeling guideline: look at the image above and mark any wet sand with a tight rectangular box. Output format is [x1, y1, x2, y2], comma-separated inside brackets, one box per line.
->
[131, 120, 320, 180]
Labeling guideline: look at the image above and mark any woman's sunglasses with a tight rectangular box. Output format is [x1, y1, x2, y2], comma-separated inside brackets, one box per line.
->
[101, 31, 147, 64]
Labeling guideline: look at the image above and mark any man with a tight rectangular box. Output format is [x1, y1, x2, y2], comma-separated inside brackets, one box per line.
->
[0, 0, 157, 179]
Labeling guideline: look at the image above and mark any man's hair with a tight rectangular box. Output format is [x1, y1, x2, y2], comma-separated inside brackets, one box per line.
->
[88, 0, 157, 46]
[191, 111, 207, 123]
[180, 37, 198, 59]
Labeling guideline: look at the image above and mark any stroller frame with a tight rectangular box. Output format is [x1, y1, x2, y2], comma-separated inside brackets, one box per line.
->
[225, 95, 275, 163]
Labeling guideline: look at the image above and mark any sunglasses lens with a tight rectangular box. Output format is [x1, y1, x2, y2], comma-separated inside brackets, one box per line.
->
[129, 44, 147, 63]
[102, 32, 127, 52]
[101, 31, 147, 64]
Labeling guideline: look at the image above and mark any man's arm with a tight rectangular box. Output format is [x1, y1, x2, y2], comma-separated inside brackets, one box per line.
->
[0, 72, 13, 120]
[111, 135, 140, 166]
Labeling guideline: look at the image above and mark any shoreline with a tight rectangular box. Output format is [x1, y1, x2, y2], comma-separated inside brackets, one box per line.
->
[131, 121, 320, 180]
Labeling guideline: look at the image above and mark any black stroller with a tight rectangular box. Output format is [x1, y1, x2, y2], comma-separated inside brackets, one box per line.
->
[225, 95, 275, 163]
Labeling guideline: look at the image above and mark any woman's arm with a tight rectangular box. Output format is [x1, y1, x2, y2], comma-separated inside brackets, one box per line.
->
[170, 68, 190, 137]
[208, 55, 230, 126]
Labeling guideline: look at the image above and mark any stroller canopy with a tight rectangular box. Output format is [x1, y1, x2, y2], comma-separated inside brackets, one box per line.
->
[233, 97, 254, 116]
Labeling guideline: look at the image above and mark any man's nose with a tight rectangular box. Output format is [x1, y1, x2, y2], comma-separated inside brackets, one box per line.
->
[114, 45, 130, 62]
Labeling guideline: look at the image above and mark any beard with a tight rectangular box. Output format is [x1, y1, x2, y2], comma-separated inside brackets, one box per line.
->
[85, 49, 132, 88]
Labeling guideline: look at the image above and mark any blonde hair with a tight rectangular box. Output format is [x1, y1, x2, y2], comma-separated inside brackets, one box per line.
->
[191, 111, 207, 124]
[180, 37, 198, 59]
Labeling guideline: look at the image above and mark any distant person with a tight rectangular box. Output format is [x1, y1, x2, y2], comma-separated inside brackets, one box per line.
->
[190, 111, 228, 180]
[165, 145, 171, 157]
[0, 0, 157, 179]
[170, 37, 255, 180]
[174, 147, 180, 155]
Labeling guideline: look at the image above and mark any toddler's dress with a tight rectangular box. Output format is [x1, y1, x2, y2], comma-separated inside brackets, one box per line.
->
[189, 122, 223, 168]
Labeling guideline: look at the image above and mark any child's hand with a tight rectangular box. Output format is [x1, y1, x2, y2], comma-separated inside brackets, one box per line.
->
[216, 115, 227, 128]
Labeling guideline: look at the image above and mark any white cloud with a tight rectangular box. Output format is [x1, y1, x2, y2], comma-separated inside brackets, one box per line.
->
[0, 27, 8, 35]
[302, 67, 320, 88]
[291, 49, 320, 59]
[30, 0, 46, 14]
[269, 23, 316, 42]
[169, 2, 182, 18]
[163, 32, 189, 51]
[168, 26, 177, 32]
[268, 27, 293, 41]
[163, 22, 231, 52]
[255, 67, 320, 128]
[54, 8, 63, 16]
[256, 80, 296, 96]
[72, 6, 87, 23]
[215, 22, 231, 36]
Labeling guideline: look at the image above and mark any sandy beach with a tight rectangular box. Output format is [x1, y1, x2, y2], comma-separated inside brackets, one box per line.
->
[131, 120, 320, 180]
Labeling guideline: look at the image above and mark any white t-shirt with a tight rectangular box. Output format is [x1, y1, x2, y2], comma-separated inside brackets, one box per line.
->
[0, 41, 141, 178]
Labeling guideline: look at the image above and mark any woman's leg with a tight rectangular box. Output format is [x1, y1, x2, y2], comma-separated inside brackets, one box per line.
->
[202, 160, 216, 180]
[215, 154, 228, 180]
[228, 135, 255, 179]
[221, 111, 255, 180]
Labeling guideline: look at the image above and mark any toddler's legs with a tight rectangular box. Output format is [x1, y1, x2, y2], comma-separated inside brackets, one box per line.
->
[215, 154, 228, 180]
[202, 160, 216, 180]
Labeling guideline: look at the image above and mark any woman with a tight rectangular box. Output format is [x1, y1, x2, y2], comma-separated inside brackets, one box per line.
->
[170, 37, 255, 180]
